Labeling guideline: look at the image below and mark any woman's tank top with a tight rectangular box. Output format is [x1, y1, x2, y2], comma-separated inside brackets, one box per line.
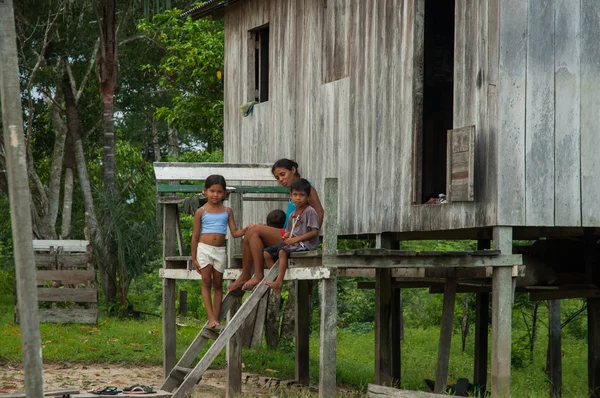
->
[201, 206, 229, 235]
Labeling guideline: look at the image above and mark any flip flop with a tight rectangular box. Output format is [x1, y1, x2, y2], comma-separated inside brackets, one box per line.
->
[88, 386, 122, 395]
[124, 384, 156, 394]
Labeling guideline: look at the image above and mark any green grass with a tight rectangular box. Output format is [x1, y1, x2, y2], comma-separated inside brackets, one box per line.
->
[0, 295, 590, 397]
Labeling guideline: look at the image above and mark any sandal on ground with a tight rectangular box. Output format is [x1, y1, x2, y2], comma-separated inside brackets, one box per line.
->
[124, 384, 156, 394]
[88, 386, 122, 395]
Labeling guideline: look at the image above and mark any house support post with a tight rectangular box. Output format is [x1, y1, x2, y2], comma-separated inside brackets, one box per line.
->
[434, 278, 458, 393]
[491, 227, 512, 398]
[548, 299, 562, 398]
[320, 178, 338, 398]
[226, 296, 243, 398]
[162, 203, 178, 378]
[227, 192, 243, 268]
[474, 240, 491, 389]
[295, 279, 310, 385]
[391, 286, 402, 386]
[375, 268, 393, 386]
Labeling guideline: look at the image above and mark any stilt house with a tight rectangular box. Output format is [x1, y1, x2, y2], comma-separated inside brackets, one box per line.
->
[156, 1, 600, 397]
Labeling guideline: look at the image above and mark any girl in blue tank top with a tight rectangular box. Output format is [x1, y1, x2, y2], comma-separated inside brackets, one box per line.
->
[191, 175, 247, 328]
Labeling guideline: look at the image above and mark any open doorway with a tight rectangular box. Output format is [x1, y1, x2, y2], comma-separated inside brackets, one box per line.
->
[418, 0, 454, 204]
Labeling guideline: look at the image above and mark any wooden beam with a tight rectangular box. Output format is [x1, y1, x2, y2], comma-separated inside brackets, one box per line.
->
[32, 239, 89, 252]
[36, 270, 95, 283]
[160, 267, 333, 281]
[491, 227, 512, 398]
[227, 192, 243, 268]
[163, 278, 176, 378]
[153, 162, 276, 181]
[323, 178, 339, 257]
[548, 300, 562, 398]
[35, 309, 97, 324]
[375, 269, 393, 386]
[226, 296, 242, 398]
[295, 280, 310, 385]
[589, 297, 600, 398]
[249, 293, 269, 347]
[317, 254, 522, 269]
[392, 286, 402, 385]
[36, 288, 97, 303]
[319, 277, 337, 398]
[434, 278, 457, 393]
[530, 288, 600, 301]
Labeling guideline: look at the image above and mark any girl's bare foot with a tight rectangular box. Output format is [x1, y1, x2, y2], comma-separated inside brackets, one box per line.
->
[242, 275, 263, 291]
[265, 281, 283, 295]
[227, 277, 248, 291]
[208, 319, 220, 328]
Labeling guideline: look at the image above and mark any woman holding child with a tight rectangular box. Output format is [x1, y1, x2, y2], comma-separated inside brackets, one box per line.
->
[227, 158, 324, 293]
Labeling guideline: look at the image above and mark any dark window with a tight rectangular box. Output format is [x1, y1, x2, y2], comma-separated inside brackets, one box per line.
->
[252, 25, 269, 103]
[416, 0, 455, 204]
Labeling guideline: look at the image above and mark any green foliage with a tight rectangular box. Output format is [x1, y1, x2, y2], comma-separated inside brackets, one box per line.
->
[138, 10, 225, 151]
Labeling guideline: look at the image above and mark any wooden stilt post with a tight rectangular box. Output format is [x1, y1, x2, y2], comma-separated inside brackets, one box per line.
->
[391, 287, 402, 386]
[434, 278, 458, 393]
[227, 192, 244, 268]
[375, 233, 393, 386]
[491, 227, 512, 398]
[548, 299, 562, 398]
[589, 298, 600, 398]
[296, 280, 310, 385]
[375, 268, 393, 386]
[226, 296, 243, 398]
[320, 178, 338, 398]
[474, 240, 490, 389]
[0, 2, 44, 395]
[163, 204, 179, 378]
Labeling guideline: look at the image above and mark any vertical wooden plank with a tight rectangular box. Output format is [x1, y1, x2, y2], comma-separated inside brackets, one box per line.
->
[226, 296, 242, 398]
[491, 227, 512, 398]
[227, 192, 244, 268]
[589, 298, 600, 398]
[434, 278, 457, 393]
[497, 0, 527, 225]
[163, 204, 178, 261]
[249, 293, 269, 347]
[474, 239, 490, 388]
[391, 286, 402, 386]
[319, 276, 337, 398]
[554, 0, 581, 226]
[548, 299, 562, 398]
[525, 0, 555, 226]
[295, 280, 310, 385]
[163, 278, 176, 378]
[580, 0, 600, 226]
[323, 178, 338, 256]
[375, 268, 393, 386]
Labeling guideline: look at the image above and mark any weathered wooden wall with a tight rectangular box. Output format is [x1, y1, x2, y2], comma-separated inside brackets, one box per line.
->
[222, 0, 598, 234]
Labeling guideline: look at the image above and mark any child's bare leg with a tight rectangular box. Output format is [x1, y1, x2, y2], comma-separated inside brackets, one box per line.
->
[266, 249, 288, 295]
[212, 270, 223, 323]
[228, 234, 253, 291]
[263, 250, 276, 269]
[200, 265, 218, 327]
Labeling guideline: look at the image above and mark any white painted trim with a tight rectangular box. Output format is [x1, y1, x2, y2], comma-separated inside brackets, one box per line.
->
[159, 267, 332, 281]
[153, 162, 276, 181]
[32, 240, 89, 252]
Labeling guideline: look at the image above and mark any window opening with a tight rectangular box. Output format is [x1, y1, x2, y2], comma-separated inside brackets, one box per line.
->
[252, 25, 269, 103]
[419, 0, 454, 204]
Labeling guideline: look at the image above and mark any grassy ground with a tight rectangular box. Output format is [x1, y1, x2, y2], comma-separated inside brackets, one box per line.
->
[0, 294, 590, 397]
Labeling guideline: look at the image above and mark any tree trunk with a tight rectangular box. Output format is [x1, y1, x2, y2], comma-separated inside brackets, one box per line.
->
[153, 116, 161, 226]
[265, 290, 282, 349]
[280, 281, 296, 341]
[100, 0, 117, 194]
[167, 121, 179, 158]
[60, 134, 75, 239]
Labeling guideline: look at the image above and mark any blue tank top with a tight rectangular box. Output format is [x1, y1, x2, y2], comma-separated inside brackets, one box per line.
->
[201, 206, 229, 235]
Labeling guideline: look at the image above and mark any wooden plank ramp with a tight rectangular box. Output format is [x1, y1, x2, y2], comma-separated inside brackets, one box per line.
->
[161, 264, 279, 398]
[367, 384, 447, 397]
[3, 388, 80, 398]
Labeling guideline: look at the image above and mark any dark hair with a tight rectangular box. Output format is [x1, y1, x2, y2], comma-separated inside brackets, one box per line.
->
[290, 178, 311, 196]
[204, 174, 227, 190]
[271, 158, 300, 177]
[266, 209, 286, 229]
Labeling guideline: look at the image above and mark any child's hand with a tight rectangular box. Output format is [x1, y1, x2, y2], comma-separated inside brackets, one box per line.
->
[192, 259, 201, 274]
[284, 237, 297, 245]
[282, 232, 290, 240]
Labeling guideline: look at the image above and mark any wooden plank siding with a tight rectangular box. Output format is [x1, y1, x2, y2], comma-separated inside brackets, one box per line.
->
[220, 0, 599, 235]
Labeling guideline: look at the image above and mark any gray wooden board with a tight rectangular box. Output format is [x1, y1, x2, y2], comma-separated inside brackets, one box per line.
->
[497, 0, 527, 225]
[491, 266, 513, 397]
[37, 288, 97, 303]
[554, 0, 581, 226]
[580, 0, 600, 226]
[319, 277, 337, 398]
[36, 309, 97, 324]
[4, 388, 80, 398]
[525, 0, 555, 226]
[36, 270, 95, 283]
[434, 279, 457, 393]
[71, 391, 171, 398]
[367, 383, 447, 397]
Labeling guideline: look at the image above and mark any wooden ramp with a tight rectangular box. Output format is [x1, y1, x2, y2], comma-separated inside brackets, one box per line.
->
[161, 264, 279, 398]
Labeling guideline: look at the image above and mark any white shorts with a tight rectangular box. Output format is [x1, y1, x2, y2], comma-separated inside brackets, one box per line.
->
[196, 243, 227, 273]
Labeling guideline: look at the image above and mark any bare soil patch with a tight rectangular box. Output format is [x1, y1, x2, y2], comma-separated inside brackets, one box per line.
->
[0, 363, 338, 397]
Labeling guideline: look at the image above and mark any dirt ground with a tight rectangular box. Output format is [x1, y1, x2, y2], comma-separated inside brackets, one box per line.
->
[0, 363, 335, 397]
